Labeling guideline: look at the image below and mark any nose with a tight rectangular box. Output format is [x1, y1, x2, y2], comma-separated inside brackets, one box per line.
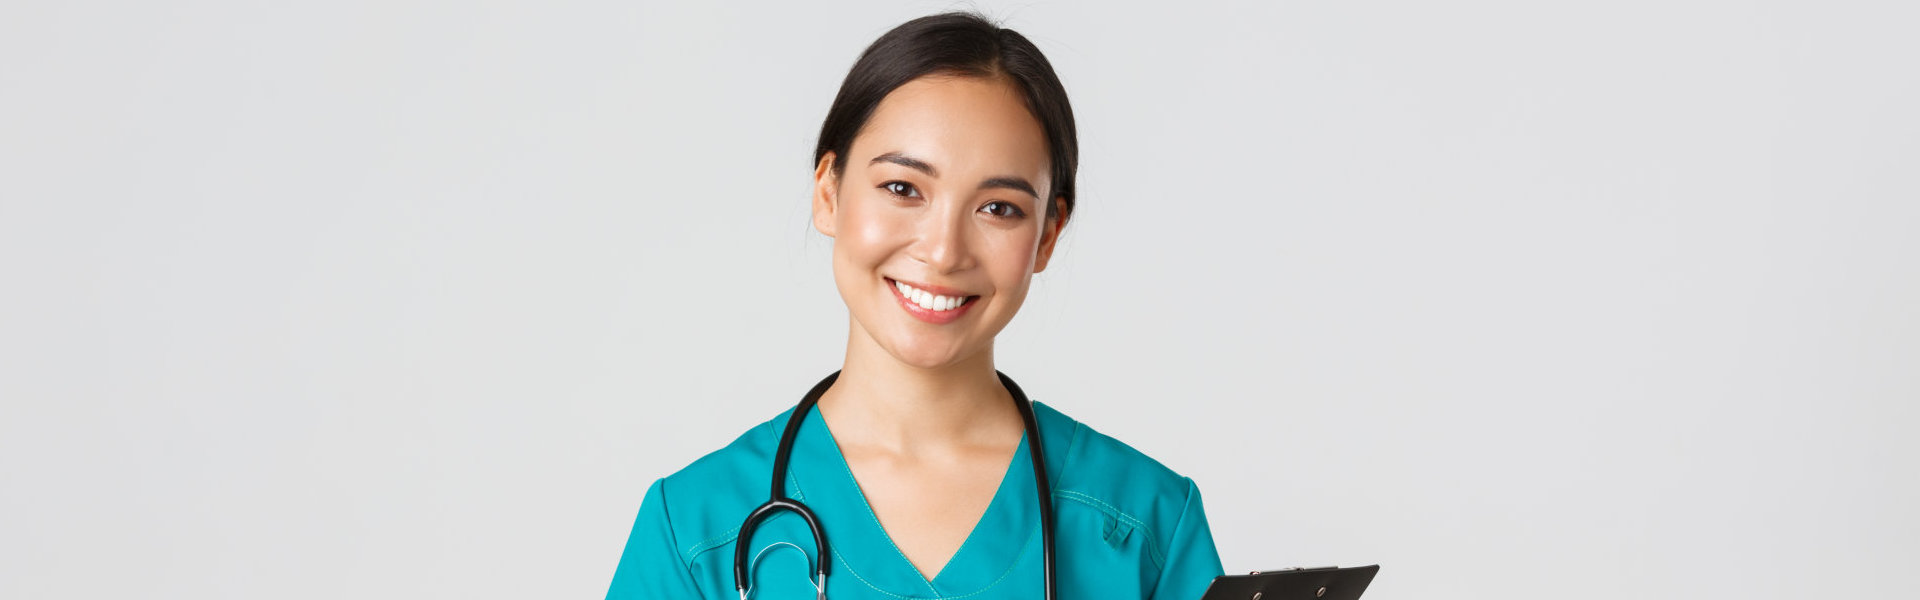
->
[909, 204, 974, 273]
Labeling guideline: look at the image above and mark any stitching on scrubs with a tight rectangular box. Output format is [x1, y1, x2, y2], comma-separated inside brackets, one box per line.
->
[1053, 489, 1166, 569]
[790, 465, 925, 600]
[926, 525, 1041, 599]
[935, 410, 1072, 599]
[810, 407, 944, 595]
[918, 429, 1031, 596]
[814, 407, 1045, 599]
[1062, 415, 1083, 473]
[683, 526, 740, 565]
[824, 545, 915, 599]
[825, 524, 1039, 600]
[683, 417, 812, 564]
[681, 487, 809, 566]
[655, 478, 705, 594]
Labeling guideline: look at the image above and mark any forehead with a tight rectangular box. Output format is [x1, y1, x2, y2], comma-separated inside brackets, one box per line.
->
[848, 74, 1051, 182]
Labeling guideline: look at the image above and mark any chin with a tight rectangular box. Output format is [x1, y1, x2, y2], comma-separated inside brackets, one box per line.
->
[883, 336, 974, 370]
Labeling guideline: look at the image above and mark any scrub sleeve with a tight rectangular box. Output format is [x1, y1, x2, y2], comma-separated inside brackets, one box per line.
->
[607, 479, 700, 598]
[1151, 478, 1226, 600]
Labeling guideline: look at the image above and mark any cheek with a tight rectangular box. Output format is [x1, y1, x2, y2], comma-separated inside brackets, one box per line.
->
[835, 196, 911, 264]
[982, 227, 1044, 290]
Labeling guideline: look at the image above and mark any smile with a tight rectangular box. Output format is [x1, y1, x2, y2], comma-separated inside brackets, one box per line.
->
[886, 277, 979, 324]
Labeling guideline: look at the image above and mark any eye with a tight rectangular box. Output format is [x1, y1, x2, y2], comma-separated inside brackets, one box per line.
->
[880, 181, 920, 198]
[980, 201, 1027, 219]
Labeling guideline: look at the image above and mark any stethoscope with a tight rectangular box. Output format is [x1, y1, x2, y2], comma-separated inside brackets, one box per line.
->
[734, 370, 1057, 600]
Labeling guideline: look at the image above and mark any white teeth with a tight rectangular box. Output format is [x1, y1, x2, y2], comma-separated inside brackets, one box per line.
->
[894, 280, 969, 312]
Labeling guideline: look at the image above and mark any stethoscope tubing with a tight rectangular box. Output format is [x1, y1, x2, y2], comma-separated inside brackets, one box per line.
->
[732, 370, 1056, 600]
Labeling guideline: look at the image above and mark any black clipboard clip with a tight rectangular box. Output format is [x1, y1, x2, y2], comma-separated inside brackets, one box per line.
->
[1199, 564, 1380, 600]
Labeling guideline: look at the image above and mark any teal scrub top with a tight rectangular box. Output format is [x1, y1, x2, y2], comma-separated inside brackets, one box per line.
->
[606, 399, 1225, 599]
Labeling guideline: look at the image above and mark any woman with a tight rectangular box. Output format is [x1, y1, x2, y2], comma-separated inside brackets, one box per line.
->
[608, 12, 1224, 599]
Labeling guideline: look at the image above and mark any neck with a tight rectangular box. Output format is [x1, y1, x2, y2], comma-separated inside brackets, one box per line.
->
[817, 319, 1022, 455]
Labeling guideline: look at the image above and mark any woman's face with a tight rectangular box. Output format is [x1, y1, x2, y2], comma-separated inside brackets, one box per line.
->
[812, 74, 1066, 370]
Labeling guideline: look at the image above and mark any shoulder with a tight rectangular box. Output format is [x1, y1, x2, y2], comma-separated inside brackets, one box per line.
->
[1032, 401, 1205, 564]
[643, 407, 792, 565]
[1034, 400, 1197, 502]
[660, 406, 787, 495]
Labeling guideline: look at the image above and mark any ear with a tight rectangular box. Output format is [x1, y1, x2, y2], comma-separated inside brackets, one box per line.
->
[811, 152, 840, 238]
[1032, 196, 1070, 273]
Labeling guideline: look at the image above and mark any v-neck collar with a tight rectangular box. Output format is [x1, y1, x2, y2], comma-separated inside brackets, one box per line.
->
[784, 404, 1040, 597]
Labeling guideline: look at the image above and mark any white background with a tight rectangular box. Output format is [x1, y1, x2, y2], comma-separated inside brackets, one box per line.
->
[2, 1, 1915, 598]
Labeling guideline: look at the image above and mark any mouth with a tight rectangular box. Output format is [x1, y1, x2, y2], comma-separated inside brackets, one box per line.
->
[885, 277, 980, 324]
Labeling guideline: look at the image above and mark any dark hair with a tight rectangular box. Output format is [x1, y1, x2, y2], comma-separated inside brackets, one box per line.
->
[814, 11, 1079, 224]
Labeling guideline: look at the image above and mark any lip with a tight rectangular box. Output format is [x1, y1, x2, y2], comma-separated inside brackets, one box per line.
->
[885, 277, 979, 325]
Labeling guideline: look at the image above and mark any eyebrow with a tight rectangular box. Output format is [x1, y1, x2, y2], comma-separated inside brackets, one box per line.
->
[869, 151, 1041, 199]
[870, 151, 937, 176]
[978, 176, 1039, 199]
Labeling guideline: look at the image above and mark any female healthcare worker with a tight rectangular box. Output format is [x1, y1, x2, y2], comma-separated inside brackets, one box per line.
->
[607, 12, 1225, 599]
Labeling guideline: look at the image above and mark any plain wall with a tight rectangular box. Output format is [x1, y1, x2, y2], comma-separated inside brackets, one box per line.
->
[2, 1, 1915, 598]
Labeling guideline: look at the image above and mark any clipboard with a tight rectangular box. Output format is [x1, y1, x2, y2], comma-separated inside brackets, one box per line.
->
[1198, 565, 1380, 600]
